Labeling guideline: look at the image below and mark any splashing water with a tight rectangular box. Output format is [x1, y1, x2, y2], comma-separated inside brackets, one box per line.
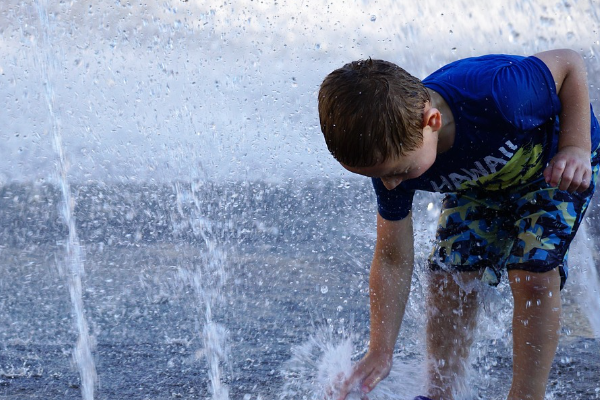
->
[281, 327, 356, 399]
[281, 326, 424, 400]
[32, 0, 97, 398]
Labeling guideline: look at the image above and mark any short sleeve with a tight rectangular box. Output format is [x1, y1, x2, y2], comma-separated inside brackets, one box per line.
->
[492, 56, 562, 131]
[372, 178, 415, 220]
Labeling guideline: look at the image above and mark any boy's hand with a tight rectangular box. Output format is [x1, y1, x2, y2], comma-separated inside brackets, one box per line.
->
[543, 145, 592, 193]
[333, 351, 392, 400]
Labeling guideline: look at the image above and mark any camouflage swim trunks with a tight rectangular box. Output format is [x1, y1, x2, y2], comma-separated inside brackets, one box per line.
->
[429, 145, 600, 289]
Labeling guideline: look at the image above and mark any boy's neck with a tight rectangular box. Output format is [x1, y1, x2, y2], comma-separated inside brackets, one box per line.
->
[427, 89, 455, 154]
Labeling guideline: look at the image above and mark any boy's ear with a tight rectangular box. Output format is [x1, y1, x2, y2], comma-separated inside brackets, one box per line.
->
[423, 107, 442, 131]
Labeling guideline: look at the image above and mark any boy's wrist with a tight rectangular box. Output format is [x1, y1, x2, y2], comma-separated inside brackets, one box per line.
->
[556, 144, 590, 154]
[366, 344, 395, 360]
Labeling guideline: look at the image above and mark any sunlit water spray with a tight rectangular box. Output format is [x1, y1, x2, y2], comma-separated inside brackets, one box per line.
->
[174, 181, 231, 400]
[31, 1, 97, 399]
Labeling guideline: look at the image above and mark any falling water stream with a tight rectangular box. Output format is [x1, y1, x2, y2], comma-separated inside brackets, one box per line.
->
[31, 1, 97, 399]
[174, 181, 231, 400]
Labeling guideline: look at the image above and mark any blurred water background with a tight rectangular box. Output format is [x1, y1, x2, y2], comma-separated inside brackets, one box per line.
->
[1, 1, 600, 399]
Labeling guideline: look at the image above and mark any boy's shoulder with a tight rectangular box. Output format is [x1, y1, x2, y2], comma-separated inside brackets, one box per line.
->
[426, 54, 527, 77]
[422, 54, 541, 94]
[423, 54, 560, 131]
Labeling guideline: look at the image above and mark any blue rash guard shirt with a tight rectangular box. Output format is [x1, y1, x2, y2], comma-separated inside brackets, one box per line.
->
[373, 54, 600, 221]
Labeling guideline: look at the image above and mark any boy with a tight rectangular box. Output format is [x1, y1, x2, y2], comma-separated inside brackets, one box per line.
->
[318, 49, 599, 400]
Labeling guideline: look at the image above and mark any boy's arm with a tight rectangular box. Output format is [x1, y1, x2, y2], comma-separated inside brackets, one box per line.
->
[534, 49, 592, 193]
[336, 212, 414, 399]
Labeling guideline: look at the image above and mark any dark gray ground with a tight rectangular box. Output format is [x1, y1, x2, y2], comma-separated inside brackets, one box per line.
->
[1, 181, 599, 399]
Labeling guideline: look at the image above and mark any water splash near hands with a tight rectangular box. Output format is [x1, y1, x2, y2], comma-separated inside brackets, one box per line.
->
[281, 326, 423, 400]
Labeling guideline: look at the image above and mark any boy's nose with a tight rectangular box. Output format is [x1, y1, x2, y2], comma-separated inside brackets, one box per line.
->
[381, 177, 402, 190]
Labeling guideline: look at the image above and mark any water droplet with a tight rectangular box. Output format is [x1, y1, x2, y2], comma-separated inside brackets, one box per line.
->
[370, 15, 377, 22]
[564, 327, 572, 335]
[320, 285, 329, 294]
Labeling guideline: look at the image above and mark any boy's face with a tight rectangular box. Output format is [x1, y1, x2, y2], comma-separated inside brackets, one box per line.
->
[341, 128, 438, 190]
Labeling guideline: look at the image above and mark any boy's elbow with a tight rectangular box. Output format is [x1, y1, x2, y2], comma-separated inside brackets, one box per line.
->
[538, 48, 581, 60]
[561, 49, 585, 68]
[535, 49, 587, 91]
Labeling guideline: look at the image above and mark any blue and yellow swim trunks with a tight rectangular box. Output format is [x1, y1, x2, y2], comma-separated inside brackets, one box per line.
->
[429, 146, 600, 289]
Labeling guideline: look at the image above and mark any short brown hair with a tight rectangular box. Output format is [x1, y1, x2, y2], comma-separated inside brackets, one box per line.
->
[318, 59, 430, 167]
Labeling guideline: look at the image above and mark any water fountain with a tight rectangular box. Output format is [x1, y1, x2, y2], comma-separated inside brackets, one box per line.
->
[30, 1, 97, 398]
[1, 1, 600, 399]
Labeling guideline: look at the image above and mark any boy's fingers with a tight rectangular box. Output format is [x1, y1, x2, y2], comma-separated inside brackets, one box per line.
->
[571, 168, 592, 192]
[545, 160, 565, 187]
[565, 167, 585, 192]
[334, 382, 349, 400]
[333, 379, 350, 400]
[360, 374, 382, 393]
[543, 165, 553, 185]
[335, 370, 361, 400]
[333, 353, 392, 400]
[545, 156, 592, 192]
[558, 164, 576, 191]
[566, 178, 582, 192]
[326, 373, 344, 399]
[359, 363, 391, 394]
[580, 169, 592, 192]
[544, 145, 593, 191]
[336, 388, 348, 400]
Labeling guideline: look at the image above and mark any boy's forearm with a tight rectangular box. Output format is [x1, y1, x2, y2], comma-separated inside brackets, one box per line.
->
[367, 251, 414, 356]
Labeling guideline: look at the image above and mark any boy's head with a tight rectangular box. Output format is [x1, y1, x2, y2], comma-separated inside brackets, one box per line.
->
[318, 59, 431, 168]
